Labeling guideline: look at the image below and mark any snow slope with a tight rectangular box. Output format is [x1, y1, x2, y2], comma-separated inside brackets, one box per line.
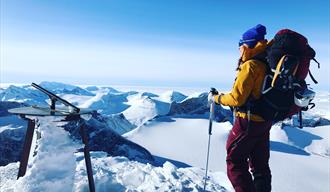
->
[125, 91, 330, 192]
[73, 152, 230, 192]
[126, 117, 330, 192]
[125, 118, 231, 174]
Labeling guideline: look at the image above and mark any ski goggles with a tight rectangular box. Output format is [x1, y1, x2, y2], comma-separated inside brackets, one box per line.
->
[238, 39, 257, 47]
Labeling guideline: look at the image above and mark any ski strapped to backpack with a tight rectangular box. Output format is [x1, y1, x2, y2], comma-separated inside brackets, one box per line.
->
[248, 29, 320, 124]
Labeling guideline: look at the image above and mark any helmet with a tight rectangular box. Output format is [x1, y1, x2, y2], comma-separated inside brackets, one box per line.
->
[294, 88, 315, 107]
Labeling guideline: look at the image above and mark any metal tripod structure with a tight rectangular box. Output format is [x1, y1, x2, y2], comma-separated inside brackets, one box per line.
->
[9, 83, 95, 192]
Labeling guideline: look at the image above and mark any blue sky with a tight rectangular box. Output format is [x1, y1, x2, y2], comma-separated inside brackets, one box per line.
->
[0, 0, 329, 90]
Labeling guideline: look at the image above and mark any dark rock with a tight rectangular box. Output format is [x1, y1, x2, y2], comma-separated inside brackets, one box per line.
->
[62, 112, 154, 163]
[0, 101, 28, 166]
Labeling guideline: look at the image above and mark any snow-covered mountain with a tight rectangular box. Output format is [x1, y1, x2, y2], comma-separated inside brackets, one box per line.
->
[158, 90, 187, 103]
[123, 93, 170, 127]
[81, 91, 137, 115]
[39, 81, 95, 96]
[0, 85, 48, 106]
[91, 112, 136, 135]
[0, 82, 329, 192]
[84, 85, 119, 94]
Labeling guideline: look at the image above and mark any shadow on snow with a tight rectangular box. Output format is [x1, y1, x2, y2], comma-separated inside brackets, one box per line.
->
[270, 141, 310, 156]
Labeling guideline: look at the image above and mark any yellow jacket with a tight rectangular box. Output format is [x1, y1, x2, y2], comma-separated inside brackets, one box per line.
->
[214, 40, 271, 122]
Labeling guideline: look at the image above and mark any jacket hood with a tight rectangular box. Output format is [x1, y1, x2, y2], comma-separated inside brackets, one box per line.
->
[241, 40, 272, 62]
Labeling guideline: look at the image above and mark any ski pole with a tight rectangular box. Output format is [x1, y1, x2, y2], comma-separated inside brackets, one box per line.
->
[203, 88, 217, 191]
[298, 110, 303, 128]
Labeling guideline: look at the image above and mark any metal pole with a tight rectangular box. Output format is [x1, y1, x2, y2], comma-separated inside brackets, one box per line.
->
[299, 110, 303, 129]
[203, 101, 214, 191]
[79, 120, 95, 192]
[17, 117, 35, 179]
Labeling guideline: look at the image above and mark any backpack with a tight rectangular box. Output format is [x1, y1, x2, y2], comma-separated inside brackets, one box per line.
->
[251, 29, 320, 124]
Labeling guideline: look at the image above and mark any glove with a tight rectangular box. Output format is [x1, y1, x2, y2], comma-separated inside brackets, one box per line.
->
[208, 92, 215, 104]
[208, 88, 218, 104]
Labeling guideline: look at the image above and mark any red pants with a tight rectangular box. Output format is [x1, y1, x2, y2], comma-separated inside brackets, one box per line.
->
[226, 117, 272, 192]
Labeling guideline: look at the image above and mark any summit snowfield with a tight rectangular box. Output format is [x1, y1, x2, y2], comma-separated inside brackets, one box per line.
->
[0, 82, 329, 192]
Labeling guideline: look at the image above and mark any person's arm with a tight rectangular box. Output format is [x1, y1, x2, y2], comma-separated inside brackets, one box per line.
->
[214, 61, 256, 107]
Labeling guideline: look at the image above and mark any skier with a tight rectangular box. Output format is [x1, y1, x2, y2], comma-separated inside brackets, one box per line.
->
[208, 24, 273, 192]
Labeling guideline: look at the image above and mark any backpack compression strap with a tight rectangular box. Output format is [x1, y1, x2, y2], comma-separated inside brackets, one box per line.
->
[309, 58, 320, 84]
[308, 70, 318, 84]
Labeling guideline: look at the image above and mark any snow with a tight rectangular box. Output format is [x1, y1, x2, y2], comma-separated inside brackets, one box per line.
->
[125, 118, 232, 173]
[126, 117, 330, 192]
[0, 82, 329, 192]
[270, 152, 328, 192]
[303, 125, 330, 156]
[0, 116, 26, 133]
[0, 85, 48, 105]
[74, 152, 229, 192]
[0, 117, 80, 192]
[0, 162, 19, 190]
[81, 91, 136, 115]
[123, 93, 170, 127]
[39, 81, 79, 91]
